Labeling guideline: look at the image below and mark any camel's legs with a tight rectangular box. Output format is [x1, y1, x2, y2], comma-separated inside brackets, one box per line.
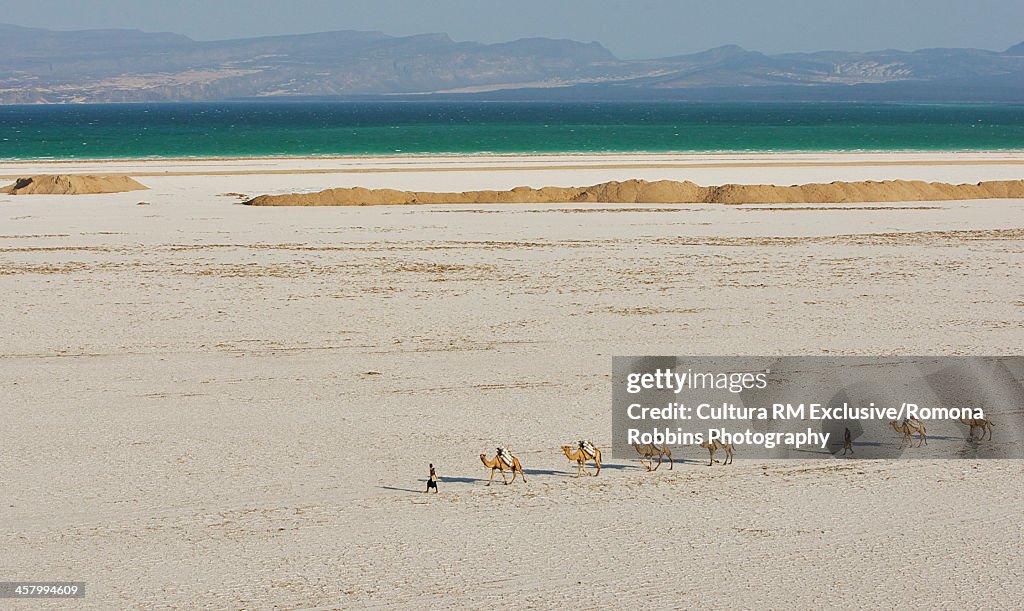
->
[486, 468, 496, 486]
[581, 454, 595, 476]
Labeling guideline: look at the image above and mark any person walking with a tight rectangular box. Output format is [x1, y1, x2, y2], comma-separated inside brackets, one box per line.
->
[425, 463, 439, 493]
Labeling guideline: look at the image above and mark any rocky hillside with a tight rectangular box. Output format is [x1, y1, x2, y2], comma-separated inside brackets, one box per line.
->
[1, 24, 1021, 103]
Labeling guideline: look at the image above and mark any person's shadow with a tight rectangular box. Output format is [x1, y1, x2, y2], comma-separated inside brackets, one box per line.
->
[378, 475, 490, 494]
[379, 485, 424, 494]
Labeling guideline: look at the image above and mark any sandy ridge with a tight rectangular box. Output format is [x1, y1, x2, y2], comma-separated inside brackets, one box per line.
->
[0, 174, 148, 195]
[244, 178, 1024, 206]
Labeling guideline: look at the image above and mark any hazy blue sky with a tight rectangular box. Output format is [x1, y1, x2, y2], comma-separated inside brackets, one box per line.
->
[1, 0, 1022, 58]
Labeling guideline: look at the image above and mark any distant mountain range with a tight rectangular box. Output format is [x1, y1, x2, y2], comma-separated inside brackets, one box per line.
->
[1, 23, 1023, 104]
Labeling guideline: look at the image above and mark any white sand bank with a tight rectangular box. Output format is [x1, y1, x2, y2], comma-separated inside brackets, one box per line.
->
[1, 153, 1022, 608]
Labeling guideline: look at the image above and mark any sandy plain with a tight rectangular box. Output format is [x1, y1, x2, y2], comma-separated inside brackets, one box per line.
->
[1, 152, 1023, 609]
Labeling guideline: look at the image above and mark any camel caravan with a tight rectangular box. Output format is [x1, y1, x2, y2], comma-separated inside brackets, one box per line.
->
[886, 414, 998, 449]
[632, 442, 673, 471]
[889, 418, 928, 447]
[960, 416, 995, 440]
[475, 416, 995, 485]
[480, 447, 528, 486]
[561, 440, 602, 477]
[700, 440, 734, 466]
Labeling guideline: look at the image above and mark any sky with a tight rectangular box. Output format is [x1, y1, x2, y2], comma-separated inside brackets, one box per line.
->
[1, 0, 1022, 59]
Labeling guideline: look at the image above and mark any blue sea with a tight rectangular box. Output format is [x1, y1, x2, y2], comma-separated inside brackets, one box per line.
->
[1, 101, 1022, 159]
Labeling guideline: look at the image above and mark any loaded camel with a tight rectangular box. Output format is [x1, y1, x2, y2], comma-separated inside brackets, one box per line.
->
[480, 449, 527, 486]
[561, 441, 602, 477]
[632, 442, 672, 471]
[960, 417, 994, 441]
[889, 419, 927, 448]
[700, 440, 734, 466]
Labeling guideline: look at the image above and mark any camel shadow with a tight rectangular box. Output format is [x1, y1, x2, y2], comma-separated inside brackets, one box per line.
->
[437, 476, 488, 484]
[789, 448, 834, 456]
[523, 468, 572, 478]
[598, 461, 646, 471]
[625, 457, 700, 467]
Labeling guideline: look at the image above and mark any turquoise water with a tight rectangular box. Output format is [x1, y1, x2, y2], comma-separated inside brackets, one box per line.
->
[1, 102, 1023, 159]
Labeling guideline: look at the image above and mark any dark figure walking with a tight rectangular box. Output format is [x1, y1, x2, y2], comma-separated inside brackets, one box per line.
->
[842, 427, 854, 455]
[425, 463, 438, 493]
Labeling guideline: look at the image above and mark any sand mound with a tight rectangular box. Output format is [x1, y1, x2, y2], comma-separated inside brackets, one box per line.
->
[244, 178, 1024, 206]
[0, 174, 148, 195]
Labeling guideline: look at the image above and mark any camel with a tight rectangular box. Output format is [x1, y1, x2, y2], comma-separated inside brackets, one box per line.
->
[632, 443, 672, 471]
[700, 440, 734, 466]
[480, 452, 527, 486]
[889, 419, 927, 448]
[960, 417, 994, 441]
[561, 443, 602, 477]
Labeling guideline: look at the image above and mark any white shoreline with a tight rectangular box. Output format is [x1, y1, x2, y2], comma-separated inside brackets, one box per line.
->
[3, 152, 1024, 195]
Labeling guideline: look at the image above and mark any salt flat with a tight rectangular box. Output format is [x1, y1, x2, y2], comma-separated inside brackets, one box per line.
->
[1, 153, 1023, 608]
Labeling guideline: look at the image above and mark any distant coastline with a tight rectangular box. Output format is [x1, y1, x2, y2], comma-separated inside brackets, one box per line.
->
[2, 24, 1022, 104]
